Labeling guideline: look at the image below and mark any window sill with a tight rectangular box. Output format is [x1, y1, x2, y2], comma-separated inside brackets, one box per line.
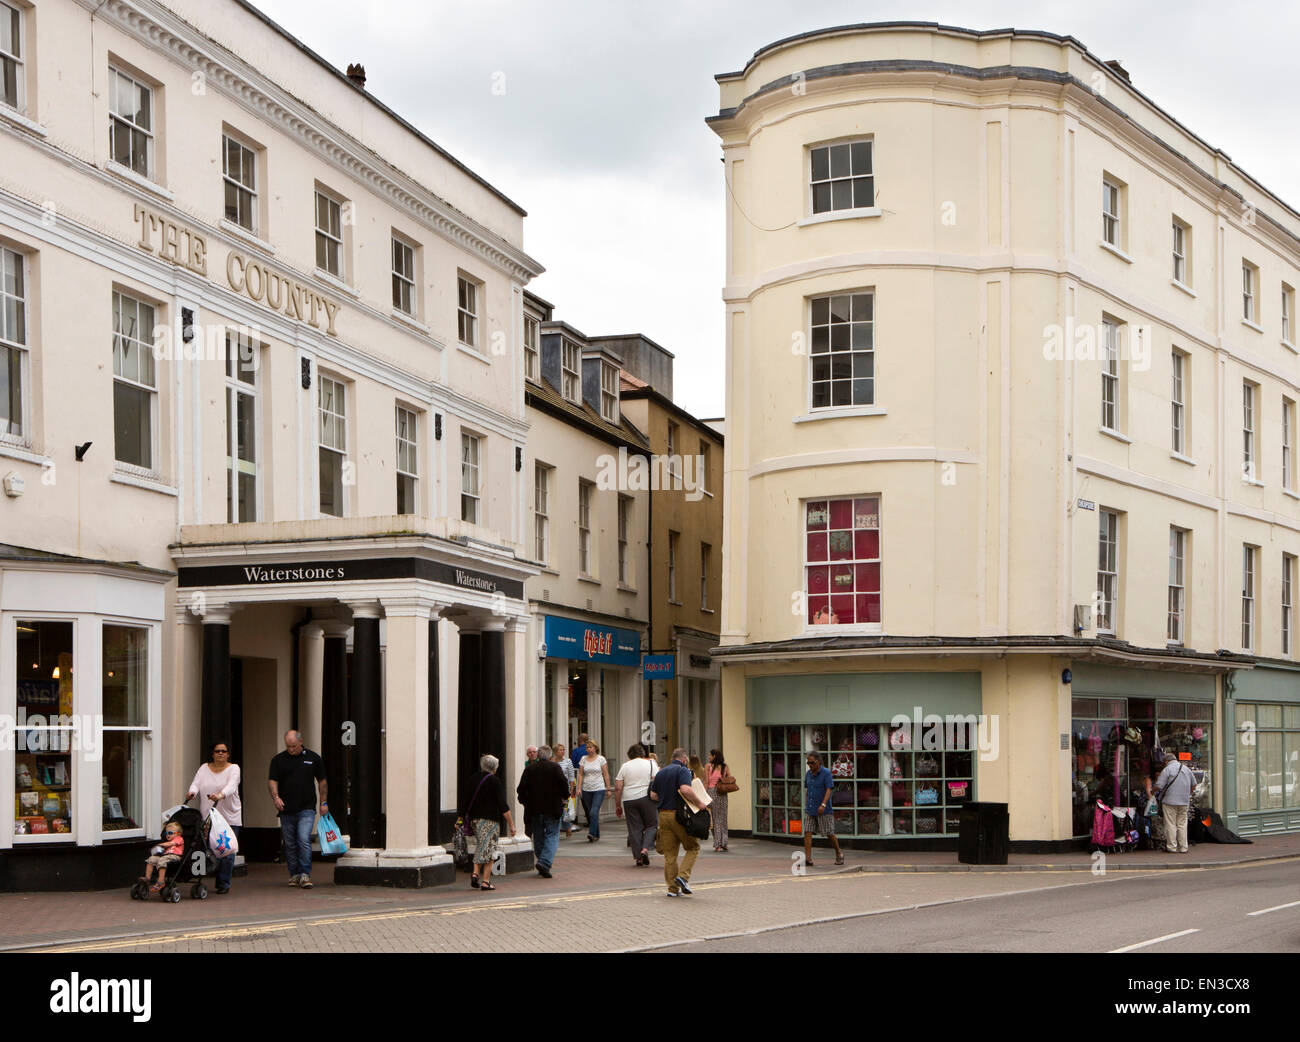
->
[1242, 318, 1264, 334]
[219, 218, 276, 254]
[794, 406, 886, 423]
[537, 565, 560, 577]
[617, 583, 638, 594]
[797, 207, 882, 228]
[106, 161, 173, 201]
[1170, 279, 1196, 298]
[1243, 478, 1266, 488]
[314, 269, 359, 299]
[111, 467, 179, 496]
[577, 574, 601, 586]
[0, 440, 50, 467]
[1283, 340, 1298, 356]
[391, 308, 433, 339]
[803, 623, 884, 636]
[1283, 489, 1300, 502]
[1098, 241, 1133, 264]
[457, 342, 492, 365]
[700, 608, 717, 615]
[0, 105, 48, 137]
[1099, 426, 1132, 444]
[1170, 451, 1197, 466]
[667, 599, 683, 607]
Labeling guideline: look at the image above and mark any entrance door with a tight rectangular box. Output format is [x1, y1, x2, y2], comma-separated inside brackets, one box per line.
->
[568, 665, 588, 750]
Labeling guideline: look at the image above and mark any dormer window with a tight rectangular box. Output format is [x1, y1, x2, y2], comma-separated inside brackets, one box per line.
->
[561, 339, 580, 402]
[600, 361, 619, 422]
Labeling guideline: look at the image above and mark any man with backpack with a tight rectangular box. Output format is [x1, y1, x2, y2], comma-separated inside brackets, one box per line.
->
[650, 748, 702, 898]
[1155, 751, 1194, 854]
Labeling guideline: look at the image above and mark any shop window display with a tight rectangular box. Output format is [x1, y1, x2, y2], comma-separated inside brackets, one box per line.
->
[14, 620, 74, 838]
[753, 722, 974, 837]
[101, 624, 147, 832]
[1235, 701, 1300, 813]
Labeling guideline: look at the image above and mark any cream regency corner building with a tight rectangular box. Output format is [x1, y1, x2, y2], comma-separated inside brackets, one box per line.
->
[709, 23, 1300, 849]
[0, 0, 546, 889]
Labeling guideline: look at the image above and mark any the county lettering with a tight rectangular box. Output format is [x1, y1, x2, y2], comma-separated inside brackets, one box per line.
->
[242, 565, 345, 582]
[50, 973, 151, 1021]
[583, 630, 613, 657]
[455, 569, 497, 592]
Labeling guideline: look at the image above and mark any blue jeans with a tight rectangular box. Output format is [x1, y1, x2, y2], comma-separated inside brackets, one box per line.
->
[582, 789, 606, 838]
[215, 826, 241, 890]
[530, 815, 561, 870]
[280, 809, 315, 878]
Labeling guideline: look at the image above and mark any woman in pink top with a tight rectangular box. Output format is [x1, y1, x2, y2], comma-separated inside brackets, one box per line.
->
[706, 748, 732, 851]
[186, 741, 242, 894]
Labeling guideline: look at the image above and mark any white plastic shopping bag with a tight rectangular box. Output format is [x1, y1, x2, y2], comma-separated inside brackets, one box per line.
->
[207, 806, 239, 860]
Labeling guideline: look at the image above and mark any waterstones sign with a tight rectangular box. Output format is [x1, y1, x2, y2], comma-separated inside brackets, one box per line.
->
[133, 203, 341, 337]
[544, 615, 640, 667]
[177, 557, 522, 599]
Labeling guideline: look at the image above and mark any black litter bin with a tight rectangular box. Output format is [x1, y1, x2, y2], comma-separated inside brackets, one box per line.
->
[958, 802, 1009, 864]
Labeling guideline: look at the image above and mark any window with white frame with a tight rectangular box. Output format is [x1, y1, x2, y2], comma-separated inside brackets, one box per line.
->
[1284, 284, 1295, 344]
[618, 494, 631, 584]
[578, 480, 593, 575]
[1102, 177, 1121, 247]
[810, 140, 873, 214]
[315, 189, 343, 277]
[1285, 397, 1295, 493]
[667, 530, 679, 601]
[1, 246, 26, 440]
[318, 375, 346, 516]
[811, 291, 873, 409]
[1101, 319, 1120, 431]
[1285, 553, 1295, 657]
[109, 66, 153, 179]
[1243, 261, 1258, 323]
[561, 339, 580, 403]
[1168, 527, 1186, 645]
[15, 619, 76, 840]
[805, 497, 882, 626]
[101, 623, 150, 834]
[460, 432, 481, 524]
[1, 1, 22, 111]
[1170, 350, 1186, 455]
[457, 275, 479, 348]
[1097, 510, 1119, 634]
[112, 290, 156, 470]
[534, 462, 550, 563]
[1172, 218, 1188, 284]
[1243, 544, 1257, 650]
[392, 236, 416, 316]
[700, 541, 711, 610]
[225, 330, 258, 523]
[524, 316, 539, 381]
[222, 133, 257, 233]
[395, 405, 418, 515]
[600, 361, 619, 422]
[1244, 381, 1258, 482]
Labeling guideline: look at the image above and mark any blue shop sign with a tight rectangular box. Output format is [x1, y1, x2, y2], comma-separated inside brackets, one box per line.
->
[642, 654, 675, 679]
[544, 615, 641, 667]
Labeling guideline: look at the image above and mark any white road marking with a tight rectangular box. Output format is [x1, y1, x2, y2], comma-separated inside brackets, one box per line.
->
[1109, 928, 1199, 953]
[1247, 899, 1300, 917]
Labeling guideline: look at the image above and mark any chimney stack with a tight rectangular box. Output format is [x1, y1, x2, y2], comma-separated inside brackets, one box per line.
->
[346, 63, 366, 89]
[1104, 59, 1130, 83]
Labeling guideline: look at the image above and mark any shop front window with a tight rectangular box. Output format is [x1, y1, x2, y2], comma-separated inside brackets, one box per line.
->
[1235, 701, 1300, 813]
[102, 624, 147, 832]
[14, 620, 74, 839]
[752, 722, 974, 837]
[1156, 700, 1213, 806]
[804, 497, 881, 626]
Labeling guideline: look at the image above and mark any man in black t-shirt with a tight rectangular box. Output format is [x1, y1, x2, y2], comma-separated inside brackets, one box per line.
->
[267, 730, 327, 888]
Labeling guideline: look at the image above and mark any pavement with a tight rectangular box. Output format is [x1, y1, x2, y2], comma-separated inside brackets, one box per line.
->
[3, 830, 1296, 953]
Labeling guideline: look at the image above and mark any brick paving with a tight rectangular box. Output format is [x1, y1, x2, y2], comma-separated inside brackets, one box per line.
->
[4, 832, 1295, 953]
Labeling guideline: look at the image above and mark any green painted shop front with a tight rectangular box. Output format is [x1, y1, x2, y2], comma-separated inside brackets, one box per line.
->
[1226, 663, 1300, 836]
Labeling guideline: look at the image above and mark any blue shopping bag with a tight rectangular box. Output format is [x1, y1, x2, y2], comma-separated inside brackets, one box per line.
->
[316, 811, 349, 855]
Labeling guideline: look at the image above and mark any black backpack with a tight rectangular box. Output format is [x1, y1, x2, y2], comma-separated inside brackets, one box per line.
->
[676, 795, 711, 840]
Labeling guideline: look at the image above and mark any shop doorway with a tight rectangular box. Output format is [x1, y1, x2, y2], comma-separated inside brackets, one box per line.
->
[568, 664, 589, 751]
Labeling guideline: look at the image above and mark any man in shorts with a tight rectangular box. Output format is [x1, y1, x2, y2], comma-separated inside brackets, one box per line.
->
[803, 753, 844, 866]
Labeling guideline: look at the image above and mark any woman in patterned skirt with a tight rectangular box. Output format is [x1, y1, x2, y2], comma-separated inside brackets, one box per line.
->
[464, 753, 515, 891]
[706, 748, 733, 851]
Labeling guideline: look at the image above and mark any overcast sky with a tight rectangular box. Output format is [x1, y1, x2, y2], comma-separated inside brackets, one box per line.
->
[249, 0, 1300, 420]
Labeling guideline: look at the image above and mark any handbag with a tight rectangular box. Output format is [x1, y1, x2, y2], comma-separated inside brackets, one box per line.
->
[316, 811, 348, 855]
[915, 787, 939, 806]
[947, 781, 968, 799]
[717, 772, 739, 795]
[860, 728, 879, 748]
[917, 816, 939, 833]
[831, 755, 853, 778]
[915, 753, 939, 777]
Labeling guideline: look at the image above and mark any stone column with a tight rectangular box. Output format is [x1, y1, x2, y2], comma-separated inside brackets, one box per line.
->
[319, 620, 351, 835]
[348, 602, 383, 850]
[503, 618, 529, 827]
[427, 608, 443, 845]
[298, 622, 325, 754]
[199, 605, 235, 763]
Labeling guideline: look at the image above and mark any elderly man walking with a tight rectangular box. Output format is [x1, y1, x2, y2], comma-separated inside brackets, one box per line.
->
[1155, 752, 1195, 854]
[517, 746, 570, 878]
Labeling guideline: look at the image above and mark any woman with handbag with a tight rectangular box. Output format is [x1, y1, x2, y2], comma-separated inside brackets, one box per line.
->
[705, 748, 737, 851]
[464, 754, 516, 891]
[185, 740, 242, 894]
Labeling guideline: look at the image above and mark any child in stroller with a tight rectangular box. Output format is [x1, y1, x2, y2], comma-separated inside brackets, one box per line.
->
[129, 806, 211, 902]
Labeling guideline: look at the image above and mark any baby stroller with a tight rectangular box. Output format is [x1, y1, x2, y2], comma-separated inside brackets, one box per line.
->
[129, 806, 211, 902]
